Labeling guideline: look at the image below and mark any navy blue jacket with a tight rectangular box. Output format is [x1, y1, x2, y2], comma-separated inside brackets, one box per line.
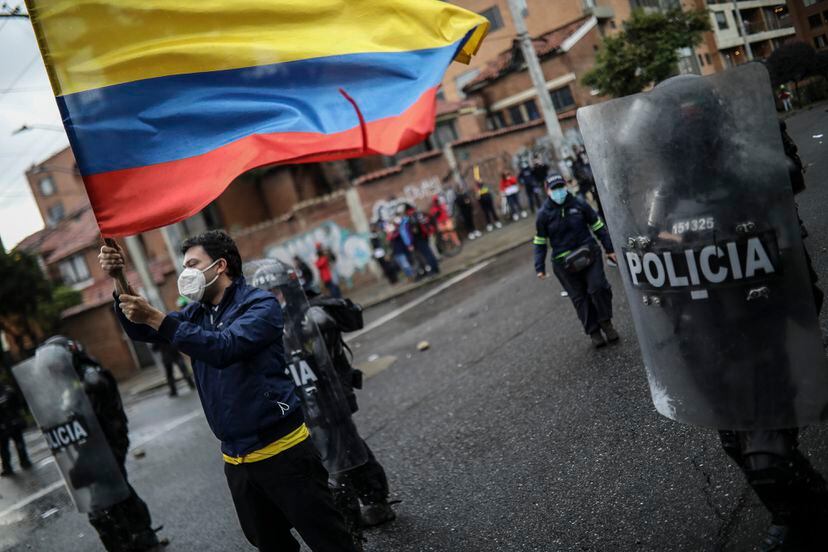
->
[114, 277, 303, 458]
[533, 194, 613, 274]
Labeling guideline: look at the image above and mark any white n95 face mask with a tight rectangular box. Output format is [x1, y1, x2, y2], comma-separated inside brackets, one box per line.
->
[177, 259, 221, 302]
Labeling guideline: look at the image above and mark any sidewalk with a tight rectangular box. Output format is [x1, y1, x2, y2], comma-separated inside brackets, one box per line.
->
[348, 216, 534, 308]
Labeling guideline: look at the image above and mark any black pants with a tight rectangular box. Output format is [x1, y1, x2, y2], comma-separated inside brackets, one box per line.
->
[719, 429, 828, 541]
[552, 252, 613, 335]
[163, 358, 194, 396]
[459, 206, 476, 233]
[225, 439, 358, 552]
[0, 426, 30, 472]
[525, 187, 541, 213]
[88, 460, 157, 552]
[331, 440, 390, 542]
[479, 195, 499, 225]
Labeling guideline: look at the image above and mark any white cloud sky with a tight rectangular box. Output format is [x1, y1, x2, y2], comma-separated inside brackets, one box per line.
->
[0, 10, 70, 250]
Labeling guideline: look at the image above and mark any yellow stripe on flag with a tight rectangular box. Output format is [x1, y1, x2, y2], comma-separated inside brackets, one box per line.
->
[26, 0, 489, 96]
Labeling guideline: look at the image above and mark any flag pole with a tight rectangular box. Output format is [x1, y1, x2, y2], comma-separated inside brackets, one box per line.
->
[102, 236, 133, 294]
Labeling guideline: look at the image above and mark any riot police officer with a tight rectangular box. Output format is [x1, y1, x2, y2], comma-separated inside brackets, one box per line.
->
[577, 65, 828, 551]
[250, 260, 395, 546]
[0, 383, 31, 475]
[42, 336, 162, 552]
[534, 174, 619, 348]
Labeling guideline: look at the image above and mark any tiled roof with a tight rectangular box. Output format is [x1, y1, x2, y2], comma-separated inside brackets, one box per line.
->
[37, 206, 101, 264]
[464, 17, 592, 92]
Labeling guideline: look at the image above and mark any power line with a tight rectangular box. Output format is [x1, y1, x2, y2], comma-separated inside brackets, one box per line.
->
[0, 53, 39, 99]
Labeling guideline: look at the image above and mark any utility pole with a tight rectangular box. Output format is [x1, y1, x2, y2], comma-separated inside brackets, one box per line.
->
[505, 0, 569, 175]
[731, 0, 754, 61]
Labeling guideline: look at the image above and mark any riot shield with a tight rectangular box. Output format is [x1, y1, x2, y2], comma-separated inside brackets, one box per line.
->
[246, 258, 369, 474]
[282, 282, 369, 474]
[12, 346, 130, 512]
[577, 64, 828, 430]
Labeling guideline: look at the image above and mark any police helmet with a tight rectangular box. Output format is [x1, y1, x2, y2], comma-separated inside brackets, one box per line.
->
[545, 174, 566, 189]
[42, 335, 81, 354]
[250, 259, 299, 290]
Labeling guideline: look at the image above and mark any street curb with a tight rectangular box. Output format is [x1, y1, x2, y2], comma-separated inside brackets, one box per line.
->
[360, 236, 532, 310]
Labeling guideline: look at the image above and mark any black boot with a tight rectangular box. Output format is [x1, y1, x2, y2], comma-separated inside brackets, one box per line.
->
[361, 501, 396, 527]
[590, 331, 607, 349]
[600, 320, 619, 343]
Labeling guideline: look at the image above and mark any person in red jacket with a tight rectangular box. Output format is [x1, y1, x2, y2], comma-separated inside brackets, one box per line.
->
[315, 244, 342, 298]
[500, 171, 526, 222]
[429, 195, 461, 248]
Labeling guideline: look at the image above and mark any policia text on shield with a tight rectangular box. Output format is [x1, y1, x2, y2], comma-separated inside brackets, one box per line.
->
[99, 230, 360, 552]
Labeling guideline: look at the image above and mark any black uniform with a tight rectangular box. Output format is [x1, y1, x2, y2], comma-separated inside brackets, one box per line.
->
[714, 124, 828, 551]
[151, 341, 195, 397]
[306, 296, 393, 531]
[533, 195, 614, 335]
[73, 351, 160, 552]
[0, 384, 31, 475]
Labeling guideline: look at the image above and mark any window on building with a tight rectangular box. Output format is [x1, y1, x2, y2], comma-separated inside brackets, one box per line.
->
[550, 86, 576, 112]
[433, 120, 458, 148]
[698, 54, 705, 66]
[47, 202, 65, 225]
[508, 105, 526, 126]
[59, 254, 91, 286]
[454, 69, 481, 99]
[715, 12, 728, 30]
[816, 34, 827, 49]
[39, 177, 55, 197]
[808, 14, 823, 29]
[480, 6, 504, 32]
[487, 111, 507, 131]
[523, 99, 541, 121]
[705, 53, 712, 64]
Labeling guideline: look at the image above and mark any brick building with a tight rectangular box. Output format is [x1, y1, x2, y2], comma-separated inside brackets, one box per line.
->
[786, 0, 828, 50]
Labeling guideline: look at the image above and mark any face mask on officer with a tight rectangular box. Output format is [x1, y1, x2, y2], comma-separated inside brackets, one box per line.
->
[177, 259, 222, 302]
[548, 187, 568, 205]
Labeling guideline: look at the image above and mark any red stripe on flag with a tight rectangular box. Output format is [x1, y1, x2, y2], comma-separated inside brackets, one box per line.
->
[86, 87, 439, 237]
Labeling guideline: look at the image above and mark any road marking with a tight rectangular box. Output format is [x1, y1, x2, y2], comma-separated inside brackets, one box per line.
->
[346, 260, 493, 341]
[0, 409, 203, 521]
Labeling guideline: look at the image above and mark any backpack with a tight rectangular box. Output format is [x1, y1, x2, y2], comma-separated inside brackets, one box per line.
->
[310, 297, 364, 332]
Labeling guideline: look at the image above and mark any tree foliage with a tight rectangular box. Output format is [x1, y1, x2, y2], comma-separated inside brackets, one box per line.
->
[765, 41, 818, 86]
[0, 250, 81, 360]
[583, 8, 711, 98]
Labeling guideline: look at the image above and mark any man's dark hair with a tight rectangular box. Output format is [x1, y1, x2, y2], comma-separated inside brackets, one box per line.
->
[181, 230, 242, 278]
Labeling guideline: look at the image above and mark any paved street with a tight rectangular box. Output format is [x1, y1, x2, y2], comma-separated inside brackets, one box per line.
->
[1, 106, 827, 551]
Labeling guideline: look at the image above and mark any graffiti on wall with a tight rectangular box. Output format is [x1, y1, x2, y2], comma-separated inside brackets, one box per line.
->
[371, 176, 443, 222]
[263, 221, 372, 283]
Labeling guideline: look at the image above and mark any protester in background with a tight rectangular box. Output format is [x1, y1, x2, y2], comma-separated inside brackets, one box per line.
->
[429, 195, 461, 248]
[531, 157, 549, 190]
[500, 171, 527, 221]
[293, 255, 315, 289]
[518, 162, 542, 214]
[387, 218, 416, 282]
[369, 222, 398, 285]
[315, 243, 342, 299]
[779, 84, 793, 112]
[151, 341, 196, 397]
[400, 204, 440, 276]
[476, 179, 501, 232]
[454, 186, 482, 240]
[0, 383, 31, 476]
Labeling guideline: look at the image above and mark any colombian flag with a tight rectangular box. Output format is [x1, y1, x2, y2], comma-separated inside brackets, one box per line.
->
[26, 1, 488, 236]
